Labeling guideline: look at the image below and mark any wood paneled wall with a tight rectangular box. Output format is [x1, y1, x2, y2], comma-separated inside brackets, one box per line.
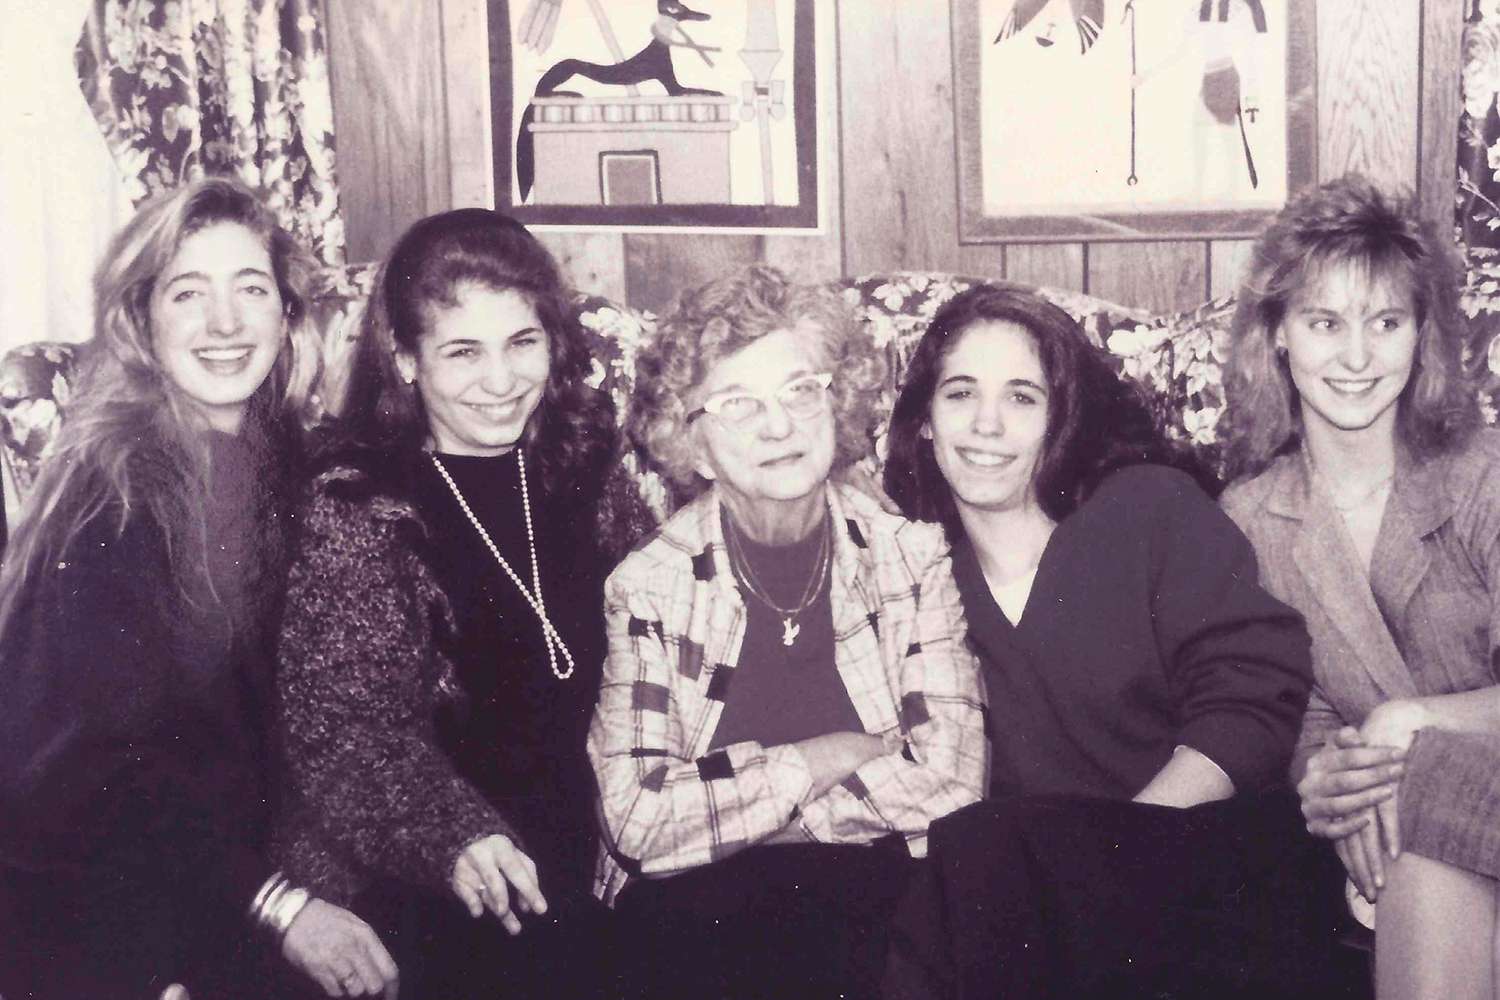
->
[326, 0, 1466, 315]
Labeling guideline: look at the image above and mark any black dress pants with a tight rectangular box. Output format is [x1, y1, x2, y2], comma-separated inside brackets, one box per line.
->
[886, 790, 1348, 1000]
[616, 838, 919, 1000]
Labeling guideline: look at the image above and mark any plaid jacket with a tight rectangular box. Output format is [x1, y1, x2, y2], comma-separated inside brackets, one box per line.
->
[588, 482, 987, 904]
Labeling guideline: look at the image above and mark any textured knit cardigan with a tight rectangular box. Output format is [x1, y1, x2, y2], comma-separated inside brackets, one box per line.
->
[274, 455, 653, 904]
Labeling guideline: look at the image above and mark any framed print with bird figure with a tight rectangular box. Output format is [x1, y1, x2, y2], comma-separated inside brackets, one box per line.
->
[490, 0, 830, 232]
[954, 0, 1317, 242]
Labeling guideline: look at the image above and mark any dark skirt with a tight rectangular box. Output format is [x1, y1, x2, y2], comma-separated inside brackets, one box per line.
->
[0, 863, 260, 1000]
[616, 838, 920, 1000]
[323, 881, 622, 1000]
[886, 790, 1350, 1000]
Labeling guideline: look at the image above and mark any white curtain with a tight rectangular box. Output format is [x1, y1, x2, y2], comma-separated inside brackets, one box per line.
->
[0, 0, 133, 358]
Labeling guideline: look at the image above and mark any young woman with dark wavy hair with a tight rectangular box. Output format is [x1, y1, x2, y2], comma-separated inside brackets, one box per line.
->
[881, 284, 1325, 999]
[1220, 175, 1499, 1000]
[274, 209, 652, 999]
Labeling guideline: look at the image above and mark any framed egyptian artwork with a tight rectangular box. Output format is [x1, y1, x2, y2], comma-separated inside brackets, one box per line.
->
[953, 0, 1317, 242]
[489, 0, 829, 232]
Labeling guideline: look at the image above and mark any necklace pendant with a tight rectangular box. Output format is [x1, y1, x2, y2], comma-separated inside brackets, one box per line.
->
[781, 617, 800, 647]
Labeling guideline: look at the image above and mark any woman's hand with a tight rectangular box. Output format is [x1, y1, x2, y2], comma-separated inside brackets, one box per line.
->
[450, 834, 548, 935]
[1358, 699, 1429, 861]
[1332, 805, 1387, 903]
[1297, 726, 1405, 838]
[1299, 724, 1410, 901]
[1359, 698, 1430, 752]
[792, 731, 887, 800]
[282, 898, 399, 998]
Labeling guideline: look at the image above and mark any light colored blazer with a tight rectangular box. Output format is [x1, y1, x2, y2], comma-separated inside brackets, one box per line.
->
[588, 481, 988, 905]
[1222, 431, 1500, 878]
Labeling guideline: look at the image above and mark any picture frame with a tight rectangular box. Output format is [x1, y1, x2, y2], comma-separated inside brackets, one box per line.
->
[953, 0, 1317, 243]
[489, 0, 826, 232]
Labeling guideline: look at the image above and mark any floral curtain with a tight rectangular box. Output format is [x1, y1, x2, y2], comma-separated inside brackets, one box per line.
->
[1460, 0, 1500, 412]
[75, 0, 345, 266]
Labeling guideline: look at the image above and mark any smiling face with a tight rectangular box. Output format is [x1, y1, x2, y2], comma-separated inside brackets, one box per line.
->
[399, 284, 550, 456]
[924, 320, 1051, 520]
[691, 326, 837, 527]
[1277, 260, 1419, 448]
[149, 222, 286, 434]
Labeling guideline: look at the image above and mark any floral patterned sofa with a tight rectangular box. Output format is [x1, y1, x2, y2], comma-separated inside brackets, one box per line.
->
[0, 268, 1238, 532]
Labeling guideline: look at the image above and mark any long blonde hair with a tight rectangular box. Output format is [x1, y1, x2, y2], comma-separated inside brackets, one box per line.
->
[0, 177, 321, 634]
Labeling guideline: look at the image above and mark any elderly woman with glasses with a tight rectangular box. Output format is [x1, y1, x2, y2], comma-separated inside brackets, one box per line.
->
[589, 265, 987, 999]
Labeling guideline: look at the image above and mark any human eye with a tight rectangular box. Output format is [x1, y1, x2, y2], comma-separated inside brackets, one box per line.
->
[440, 344, 478, 360]
[940, 386, 974, 402]
[713, 394, 761, 422]
[783, 377, 821, 400]
[510, 333, 544, 351]
[170, 287, 203, 304]
[1010, 390, 1041, 406]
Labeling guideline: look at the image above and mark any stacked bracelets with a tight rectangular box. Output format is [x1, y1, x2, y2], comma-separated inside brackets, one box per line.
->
[250, 872, 311, 938]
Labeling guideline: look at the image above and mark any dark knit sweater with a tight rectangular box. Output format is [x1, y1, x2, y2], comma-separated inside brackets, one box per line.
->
[276, 449, 653, 905]
[0, 430, 287, 995]
[958, 464, 1313, 799]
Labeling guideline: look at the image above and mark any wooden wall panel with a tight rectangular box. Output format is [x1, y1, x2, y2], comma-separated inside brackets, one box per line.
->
[539, 233, 629, 303]
[622, 236, 762, 316]
[1208, 240, 1254, 300]
[1317, 0, 1422, 189]
[838, 4, 977, 276]
[1418, 0, 1467, 227]
[441, 0, 494, 211]
[1004, 245, 1086, 293]
[325, 2, 452, 262]
[1088, 242, 1208, 314]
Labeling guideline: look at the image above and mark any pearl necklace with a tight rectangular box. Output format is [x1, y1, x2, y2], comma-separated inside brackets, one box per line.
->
[430, 450, 575, 680]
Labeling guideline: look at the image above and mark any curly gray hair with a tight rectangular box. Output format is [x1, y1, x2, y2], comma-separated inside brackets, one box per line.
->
[628, 265, 887, 497]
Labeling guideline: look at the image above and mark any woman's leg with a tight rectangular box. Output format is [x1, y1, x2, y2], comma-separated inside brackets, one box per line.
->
[1375, 852, 1494, 1000]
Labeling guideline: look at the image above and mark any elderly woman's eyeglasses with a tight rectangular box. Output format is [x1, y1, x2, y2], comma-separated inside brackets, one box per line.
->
[687, 372, 834, 427]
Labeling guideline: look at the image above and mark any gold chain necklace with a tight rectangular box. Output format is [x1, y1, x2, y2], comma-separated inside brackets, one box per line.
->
[430, 450, 575, 680]
[723, 512, 831, 647]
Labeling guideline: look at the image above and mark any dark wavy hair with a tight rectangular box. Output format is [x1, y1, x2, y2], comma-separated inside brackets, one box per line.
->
[336, 208, 616, 495]
[884, 284, 1205, 534]
[1220, 174, 1479, 480]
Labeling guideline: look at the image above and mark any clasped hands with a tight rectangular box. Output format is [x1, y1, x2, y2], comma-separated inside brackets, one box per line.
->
[1298, 699, 1429, 904]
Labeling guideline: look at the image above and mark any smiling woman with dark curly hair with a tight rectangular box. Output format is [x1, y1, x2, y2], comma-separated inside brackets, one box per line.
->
[879, 282, 1318, 1000]
[273, 208, 654, 1000]
[590, 265, 987, 999]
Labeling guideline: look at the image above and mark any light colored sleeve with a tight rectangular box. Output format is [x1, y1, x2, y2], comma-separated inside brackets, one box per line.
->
[794, 545, 988, 850]
[588, 563, 815, 878]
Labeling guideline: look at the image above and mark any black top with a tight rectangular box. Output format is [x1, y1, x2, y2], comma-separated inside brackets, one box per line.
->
[709, 512, 862, 751]
[412, 449, 608, 902]
[955, 465, 1312, 800]
[0, 430, 284, 993]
